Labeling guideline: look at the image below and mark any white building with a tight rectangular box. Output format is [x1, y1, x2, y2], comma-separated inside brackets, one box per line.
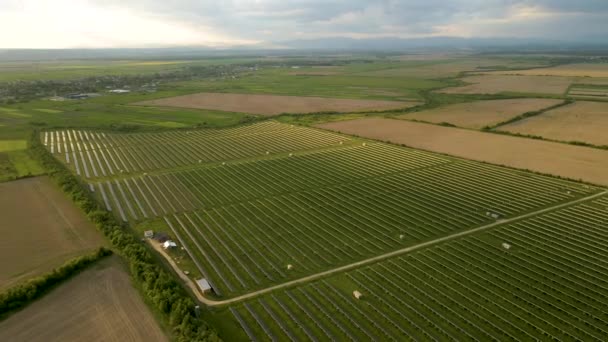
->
[163, 240, 177, 249]
[353, 290, 362, 299]
[196, 278, 212, 293]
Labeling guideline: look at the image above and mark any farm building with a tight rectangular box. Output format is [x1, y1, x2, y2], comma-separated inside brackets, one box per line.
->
[144, 230, 154, 239]
[502, 242, 512, 250]
[353, 290, 363, 299]
[196, 278, 212, 294]
[163, 241, 177, 249]
[153, 232, 170, 243]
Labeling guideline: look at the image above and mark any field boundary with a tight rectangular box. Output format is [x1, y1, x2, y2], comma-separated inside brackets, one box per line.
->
[166, 190, 606, 307]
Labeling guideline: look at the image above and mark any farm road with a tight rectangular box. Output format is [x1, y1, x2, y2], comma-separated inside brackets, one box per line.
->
[162, 190, 607, 307]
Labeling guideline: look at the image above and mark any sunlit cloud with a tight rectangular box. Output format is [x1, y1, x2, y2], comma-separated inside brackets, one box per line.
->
[0, 0, 606, 48]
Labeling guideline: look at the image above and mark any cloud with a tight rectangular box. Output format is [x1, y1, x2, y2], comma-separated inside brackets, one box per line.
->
[0, 0, 606, 48]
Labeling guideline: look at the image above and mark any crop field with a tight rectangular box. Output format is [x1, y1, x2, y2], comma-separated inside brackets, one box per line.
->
[499, 101, 608, 146]
[439, 74, 574, 95]
[569, 86, 608, 99]
[0, 256, 168, 342]
[222, 193, 608, 340]
[0, 177, 105, 289]
[44, 121, 602, 299]
[398, 98, 562, 129]
[351, 57, 549, 79]
[485, 63, 608, 78]
[318, 118, 608, 186]
[135, 92, 418, 115]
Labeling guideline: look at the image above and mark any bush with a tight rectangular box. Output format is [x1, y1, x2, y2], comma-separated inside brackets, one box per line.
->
[27, 130, 220, 341]
[0, 247, 112, 319]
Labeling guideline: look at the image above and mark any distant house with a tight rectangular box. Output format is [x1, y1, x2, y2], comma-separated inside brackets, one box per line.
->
[196, 278, 212, 294]
[144, 230, 154, 239]
[502, 242, 512, 250]
[65, 93, 89, 100]
[163, 240, 177, 249]
[353, 290, 362, 300]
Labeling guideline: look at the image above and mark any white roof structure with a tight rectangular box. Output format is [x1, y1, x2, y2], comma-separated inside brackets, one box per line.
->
[163, 240, 177, 249]
[144, 230, 154, 238]
[196, 278, 212, 293]
[353, 290, 362, 299]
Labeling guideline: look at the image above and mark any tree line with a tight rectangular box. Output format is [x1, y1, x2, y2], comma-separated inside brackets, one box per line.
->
[27, 131, 221, 342]
[0, 247, 112, 319]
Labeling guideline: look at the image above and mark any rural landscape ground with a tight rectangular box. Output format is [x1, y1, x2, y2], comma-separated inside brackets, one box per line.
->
[1, 50, 608, 341]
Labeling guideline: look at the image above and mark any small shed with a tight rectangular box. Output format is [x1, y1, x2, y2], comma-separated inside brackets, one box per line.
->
[287, 264, 293, 270]
[163, 240, 177, 249]
[154, 232, 170, 243]
[502, 242, 511, 250]
[353, 290, 362, 300]
[144, 230, 154, 239]
[196, 278, 212, 293]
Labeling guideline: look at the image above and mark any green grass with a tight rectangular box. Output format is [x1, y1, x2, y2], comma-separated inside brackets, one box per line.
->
[177, 71, 443, 101]
[9, 150, 45, 177]
[0, 140, 26, 152]
[0, 139, 44, 181]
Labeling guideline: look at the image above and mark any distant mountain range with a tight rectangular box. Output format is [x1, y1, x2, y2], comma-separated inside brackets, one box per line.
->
[1, 36, 607, 61]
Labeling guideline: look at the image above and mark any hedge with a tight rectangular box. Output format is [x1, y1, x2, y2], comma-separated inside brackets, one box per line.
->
[0, 247, 112, 319]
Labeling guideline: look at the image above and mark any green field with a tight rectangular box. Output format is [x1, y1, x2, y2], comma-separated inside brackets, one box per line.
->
[6, 53, 608, 340]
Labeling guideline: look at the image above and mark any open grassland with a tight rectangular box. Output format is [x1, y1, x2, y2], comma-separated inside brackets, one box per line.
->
[499, 101, 608, 146]
[0, 139, 44, 181]
[398, 98, 562, 129]
[0, 256, 168, 342]
[351, 57, 550, 79]
[0, 177, 105, 289]
[318, 118, 608, 186]
[219, 194, 608, 340]
[135, 92, 418, 115]
[486, 63, 608, 77]
[44, 122, 601, 299]
[178, 71, 443, 101]
[439, 75, 574, 95]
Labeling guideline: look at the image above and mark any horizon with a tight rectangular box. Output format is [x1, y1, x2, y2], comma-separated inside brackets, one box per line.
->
[1, 1, 607, 49]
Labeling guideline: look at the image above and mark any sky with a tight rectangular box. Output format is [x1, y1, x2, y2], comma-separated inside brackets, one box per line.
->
[1, 0, 607, 48]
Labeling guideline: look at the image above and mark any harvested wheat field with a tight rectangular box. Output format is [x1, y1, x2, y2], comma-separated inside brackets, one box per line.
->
[569, 87, 608, 99]
[399, 98, 562, 129]
[317, 118, 608, 186]
[135, 92, 418, 115]
[486, 63, 608, 78]
[500, 101, 608, 146]
[0, 256, 168, 342]
[0, 177, 104, 289]
[439, 75, 573, 95]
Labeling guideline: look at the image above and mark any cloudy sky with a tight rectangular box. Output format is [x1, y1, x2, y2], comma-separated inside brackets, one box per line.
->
[1, 0, 606, 48]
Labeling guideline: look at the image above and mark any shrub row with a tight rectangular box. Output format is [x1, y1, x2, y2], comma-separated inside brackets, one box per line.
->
[27, 130, 220, 342]
[0, 247, 112, 319]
